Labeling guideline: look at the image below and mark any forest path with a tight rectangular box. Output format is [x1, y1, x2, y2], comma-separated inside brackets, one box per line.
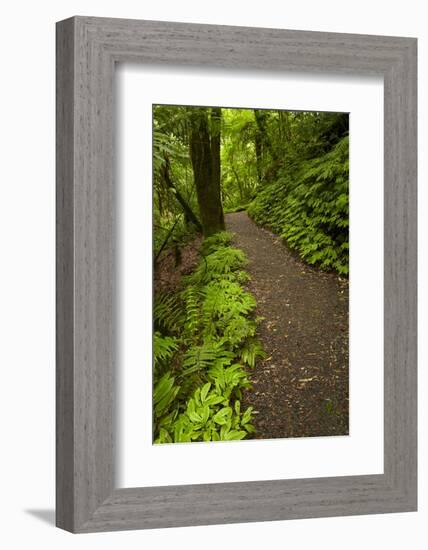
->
[225, 211, 349, 439]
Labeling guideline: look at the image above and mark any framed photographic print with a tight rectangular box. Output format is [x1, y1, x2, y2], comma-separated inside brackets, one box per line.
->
[56, 16, 417, 532]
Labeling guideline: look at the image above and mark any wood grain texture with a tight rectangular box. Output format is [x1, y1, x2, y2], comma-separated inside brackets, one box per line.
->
[56, 18, 75, 532]
[56, 16, 417, 533]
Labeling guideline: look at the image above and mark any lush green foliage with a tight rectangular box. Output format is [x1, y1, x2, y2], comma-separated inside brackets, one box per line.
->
[248, 137, 349, 275]
[153, 233, 265, 443]
[153, 105, 349, 275]
[153, 106, 200, 256]
[152, 106, 349, 444]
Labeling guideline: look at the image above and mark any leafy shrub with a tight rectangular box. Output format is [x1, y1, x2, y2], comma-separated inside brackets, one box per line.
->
[200, 231, 233, 254]
[156, 382, 254, 443]
[153, 232, 265, 443]
[248, 136, 349, 275]
[187, 245, 248, 284]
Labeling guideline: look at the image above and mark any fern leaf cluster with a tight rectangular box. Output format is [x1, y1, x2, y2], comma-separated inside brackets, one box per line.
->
[153, 232, 265, 443]
[248, 136, 349, 275]
[153, 332, 178, 372]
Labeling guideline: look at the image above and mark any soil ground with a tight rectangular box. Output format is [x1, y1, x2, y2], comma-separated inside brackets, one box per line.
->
[225, 211, 349, 439]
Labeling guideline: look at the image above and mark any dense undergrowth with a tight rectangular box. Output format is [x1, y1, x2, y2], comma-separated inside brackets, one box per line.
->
[248, 136, 349, 275]
[153, 232, 265, 443]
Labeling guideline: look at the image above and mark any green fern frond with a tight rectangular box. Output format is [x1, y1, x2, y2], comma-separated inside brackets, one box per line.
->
[154, 292, 183, 333]
[200, 231, 234, 254]
[153, 332, 178, 370]
[239, 338, 267, 368]
[180, 286, 201, 341]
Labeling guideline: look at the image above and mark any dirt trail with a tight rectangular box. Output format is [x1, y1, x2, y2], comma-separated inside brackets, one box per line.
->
[226, 212, 349, 439]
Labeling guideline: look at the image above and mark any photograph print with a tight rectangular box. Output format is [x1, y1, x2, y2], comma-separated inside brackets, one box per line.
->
[152, 104, 349, 444]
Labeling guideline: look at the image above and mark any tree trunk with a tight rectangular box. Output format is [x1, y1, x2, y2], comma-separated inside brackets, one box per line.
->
[231, 163, 244, 202]
[254, 109, 280, 182]
[210, 107, 225, 229]
[254, 131, 263, 183]
[189, 107, 225, 237]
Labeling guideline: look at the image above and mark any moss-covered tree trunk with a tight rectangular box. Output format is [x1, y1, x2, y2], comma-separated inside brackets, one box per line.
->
[189, 107, 225, 237]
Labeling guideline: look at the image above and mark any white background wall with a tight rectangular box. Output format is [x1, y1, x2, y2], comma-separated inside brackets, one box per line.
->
[0, 1, 425, 548]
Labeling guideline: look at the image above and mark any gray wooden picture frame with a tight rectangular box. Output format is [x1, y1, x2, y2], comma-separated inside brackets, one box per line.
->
[56, 16, 417, 533]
